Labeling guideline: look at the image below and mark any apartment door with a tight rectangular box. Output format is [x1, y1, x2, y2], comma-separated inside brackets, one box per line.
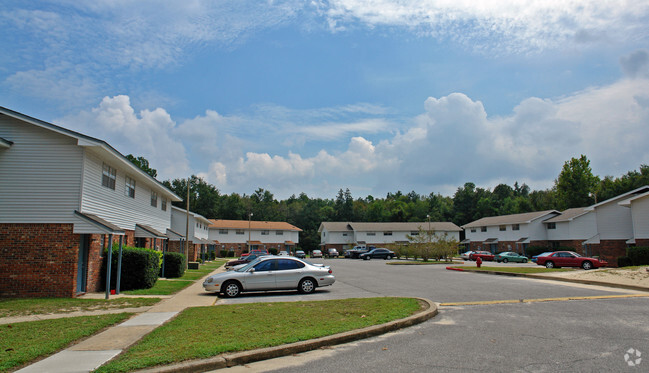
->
[77, 234, 90, 293]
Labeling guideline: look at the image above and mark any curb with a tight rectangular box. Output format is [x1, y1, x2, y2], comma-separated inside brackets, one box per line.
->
[134, 297, 437, 373]
[448, 267, 649, 292]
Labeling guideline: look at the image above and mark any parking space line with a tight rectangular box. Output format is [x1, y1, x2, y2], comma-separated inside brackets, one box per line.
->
[440, 293, 649, 306]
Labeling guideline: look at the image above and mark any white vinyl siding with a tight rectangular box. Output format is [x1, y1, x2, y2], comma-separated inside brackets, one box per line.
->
[630, 196, 649, 239]
[595, 202, 634, 239]
[80, 150, 171, 233]
[0, 116, 83, 223]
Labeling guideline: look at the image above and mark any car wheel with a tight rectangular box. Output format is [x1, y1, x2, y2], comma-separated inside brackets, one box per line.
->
[581, 261, 593, 270]
[523, 259, 528, 263]
[298, 278, 316, 294]
[496, 260, 501, 263]
[503, 258, 508, 263]
[386, 255, 392, 260]
[363, 256, 370, 260]
[545, 261, 555, 269]
[222, 281, 242, 298]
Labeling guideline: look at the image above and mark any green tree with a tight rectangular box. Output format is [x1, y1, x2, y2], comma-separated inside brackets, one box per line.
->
[125, 154, 157, 178]
[555, 155, 599, 209]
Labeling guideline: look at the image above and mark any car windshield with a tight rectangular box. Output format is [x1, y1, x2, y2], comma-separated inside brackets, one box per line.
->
[236, 257, 264, 272]
[568, 252, 582, 257]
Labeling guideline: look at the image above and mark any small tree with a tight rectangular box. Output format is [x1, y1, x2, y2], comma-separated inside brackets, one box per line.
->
[430, 232, 460, 262]
[406, 227, 435, 262]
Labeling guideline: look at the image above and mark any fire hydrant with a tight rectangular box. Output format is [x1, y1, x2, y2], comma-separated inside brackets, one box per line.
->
[476, 256, 482, 268]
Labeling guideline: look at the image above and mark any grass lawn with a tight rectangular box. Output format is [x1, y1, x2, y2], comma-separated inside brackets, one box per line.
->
[0, 298, 160, 318]
[96, 297, 423, 372]
[388, 260, 463, 265]
[0, 313, 132, 372]
[178, 260, 227, 280]
[123, 260, 227, 295]
[457, 266, 574, 274]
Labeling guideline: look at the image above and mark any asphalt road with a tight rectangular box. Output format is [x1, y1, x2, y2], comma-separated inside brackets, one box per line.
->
[213, 258, 649, 372]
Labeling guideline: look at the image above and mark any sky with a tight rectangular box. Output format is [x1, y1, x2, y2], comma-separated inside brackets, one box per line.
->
[2, 0, 649, 200]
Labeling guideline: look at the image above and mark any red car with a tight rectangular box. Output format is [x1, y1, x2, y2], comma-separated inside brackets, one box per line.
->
[469, 251, 495, 261]
[535, 251, 607, 270]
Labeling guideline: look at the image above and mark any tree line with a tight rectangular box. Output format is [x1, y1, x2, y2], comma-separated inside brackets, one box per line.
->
[125, 154, 649, 251]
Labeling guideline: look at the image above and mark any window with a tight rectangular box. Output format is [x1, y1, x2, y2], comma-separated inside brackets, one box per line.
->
[276, 231, 283, 235]
[512, 224, 519, 231]
[471, 228, 477, 233]
[219, 229, 228, 234]
[278, 259, 304, 270]
[236, 229, 245, 235]
[499, 225, 506, 231]
[410, 231, 419, 236]
[161, 198, 167, 211]
[367, 232, 376, 236]
[150, 191, 158, 207]
[481, 227, 487, 232]
[261, 230, 269, 235]
[253, 260, 276, 272]
[547, 222, 556, 229]
[125, 176, 135, 198]
[342, 233, 348, 236]
[102, 163, 116, 190]
[384, 231, 392, 236]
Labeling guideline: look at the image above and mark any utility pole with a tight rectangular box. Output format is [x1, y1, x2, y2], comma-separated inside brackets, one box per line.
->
[185, 176, 190, 270]
[248, 212, 253, 252]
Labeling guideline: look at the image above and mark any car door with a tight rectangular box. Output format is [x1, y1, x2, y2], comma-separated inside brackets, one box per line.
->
[563, 252, 580, 267]
[244, 259, 277, 291]
[274, 258, 305, 290]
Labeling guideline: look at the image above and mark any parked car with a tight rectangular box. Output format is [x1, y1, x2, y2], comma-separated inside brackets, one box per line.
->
[469, 251, 495, 261]
[203, 256, 335, 297]
[312, 250, 323, 258]
[531, 252, 553, 263]
[295, 250, 306, 259]
[225, 254, 266, 270]
[359, 248, 395, 260]
[346, 246, 374, 259]
[327, 248, 339, 258]
[494, 251, 528, 263]
[460, 251, 474, 260]
[535, 251, 607, 270]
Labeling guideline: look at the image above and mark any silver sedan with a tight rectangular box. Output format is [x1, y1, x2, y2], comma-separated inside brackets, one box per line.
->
[203, 256, 335, 297]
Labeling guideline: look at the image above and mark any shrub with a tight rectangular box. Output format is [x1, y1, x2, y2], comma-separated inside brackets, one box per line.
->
[103, 245, 161, 290]
[617, 256, 633, 267]
[525, 246, 550, 257]
[227, 250, 235, 257]
[269, 248, 278, 255]
[219, 250, 227, 258]
[162, 252, 186, 278]
[627, 246, 649, 266]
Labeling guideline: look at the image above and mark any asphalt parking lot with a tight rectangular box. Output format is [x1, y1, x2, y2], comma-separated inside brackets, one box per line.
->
[212, 258, 649, 372]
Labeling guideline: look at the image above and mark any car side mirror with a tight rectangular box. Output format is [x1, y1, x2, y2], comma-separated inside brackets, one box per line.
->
[249, 268, 255, 273]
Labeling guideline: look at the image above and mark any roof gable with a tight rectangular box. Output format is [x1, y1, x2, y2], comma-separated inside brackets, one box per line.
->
[209, 219, 302, 232]
[462, 210, 560, 228]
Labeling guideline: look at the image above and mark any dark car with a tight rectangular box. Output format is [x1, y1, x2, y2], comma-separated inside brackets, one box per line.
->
[536, 251, 607, 270]
[295, 250, 306, 259]
[346, 246, 375, 259]
[359, 248, 395, 260]
[225, 254, 265, 270]
[469, 251, 495, 261]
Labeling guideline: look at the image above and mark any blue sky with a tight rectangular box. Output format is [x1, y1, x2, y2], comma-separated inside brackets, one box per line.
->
[2, 1, 649, 199]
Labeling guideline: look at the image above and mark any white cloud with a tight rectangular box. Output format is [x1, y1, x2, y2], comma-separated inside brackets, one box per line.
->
[317, 0, 649, 53]
[59, 95, 190, 180]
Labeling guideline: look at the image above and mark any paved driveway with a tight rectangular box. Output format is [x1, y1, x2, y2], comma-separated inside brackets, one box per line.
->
[211, 259, 649, 372]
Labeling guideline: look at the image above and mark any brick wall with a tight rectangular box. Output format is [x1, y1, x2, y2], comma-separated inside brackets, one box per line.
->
[0, 223, 81, 298]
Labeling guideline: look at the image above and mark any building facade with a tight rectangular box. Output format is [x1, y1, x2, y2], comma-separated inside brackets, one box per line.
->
[208, 220, 301, 256]
[0, 107, 181, 297]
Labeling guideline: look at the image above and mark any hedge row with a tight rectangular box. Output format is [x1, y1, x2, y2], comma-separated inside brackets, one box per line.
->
[617, 246, 649, 267]
[161, 252, 186, 278]
[102, 245, 161, 291]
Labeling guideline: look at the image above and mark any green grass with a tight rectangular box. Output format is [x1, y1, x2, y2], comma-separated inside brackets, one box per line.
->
[0, 298, 160, 318]
[178, 260, 227, 280]
[0, 313, 132, 372]
[458, 266, 574, 274]
[388, 260, 463, 265]
[96, 297, 423, 372]
[121, 280, 194, 295]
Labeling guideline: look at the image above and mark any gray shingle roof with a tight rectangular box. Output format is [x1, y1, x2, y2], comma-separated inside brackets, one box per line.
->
[462, 210, 559, 228]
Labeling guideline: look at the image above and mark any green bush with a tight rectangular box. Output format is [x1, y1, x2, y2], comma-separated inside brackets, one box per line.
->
[103, 245, 161, 290]
[524, 246, 550, 257]
[209, 251, 216, 260]
[269, 248, 278, 255]
[219, 250, 227, 258]
[227, 250, 235, 257]
[627, 246, 649, 265]
[162, 252, 186, 278]
[617, 256, 633, 267]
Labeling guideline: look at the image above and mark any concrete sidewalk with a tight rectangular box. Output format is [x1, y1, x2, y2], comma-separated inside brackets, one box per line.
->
[16, 265, 224, 373]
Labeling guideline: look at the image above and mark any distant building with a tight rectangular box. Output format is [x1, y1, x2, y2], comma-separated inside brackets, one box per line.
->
[169, 206, 213, 261]
[318, 222, 462, 252]
[208, 220, 301, 256]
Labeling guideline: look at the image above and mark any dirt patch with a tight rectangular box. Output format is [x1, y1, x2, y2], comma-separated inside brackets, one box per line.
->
[543, 266, 649, 288]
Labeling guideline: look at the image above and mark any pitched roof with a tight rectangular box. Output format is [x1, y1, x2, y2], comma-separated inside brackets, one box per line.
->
[586, 185, 649, 210]
[319, 221, 461, 232]
[544, 207, 590, 223]
[0, 106, 181, 202]
[618, 190, 649, 207]
[171, 206, 211, 225]
[208, 219, 302, 231]
[462, 210, 559, 228]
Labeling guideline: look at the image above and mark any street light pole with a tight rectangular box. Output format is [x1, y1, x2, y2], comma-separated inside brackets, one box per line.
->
[248, 212, 253, 252]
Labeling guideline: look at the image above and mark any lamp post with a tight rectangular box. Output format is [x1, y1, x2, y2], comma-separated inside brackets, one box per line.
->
[248, 212, 253, 252]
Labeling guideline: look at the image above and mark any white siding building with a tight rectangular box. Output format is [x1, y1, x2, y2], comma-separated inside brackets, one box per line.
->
[0, 106, 181, 297]
[208, 220, 302, 256]
[318, 222, 462, 252]
[619, 191, 649, 246]
[169, 206, 213, 261]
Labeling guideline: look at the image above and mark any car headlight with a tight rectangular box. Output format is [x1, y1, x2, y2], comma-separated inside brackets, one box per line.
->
[206, 277, 213, 283]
